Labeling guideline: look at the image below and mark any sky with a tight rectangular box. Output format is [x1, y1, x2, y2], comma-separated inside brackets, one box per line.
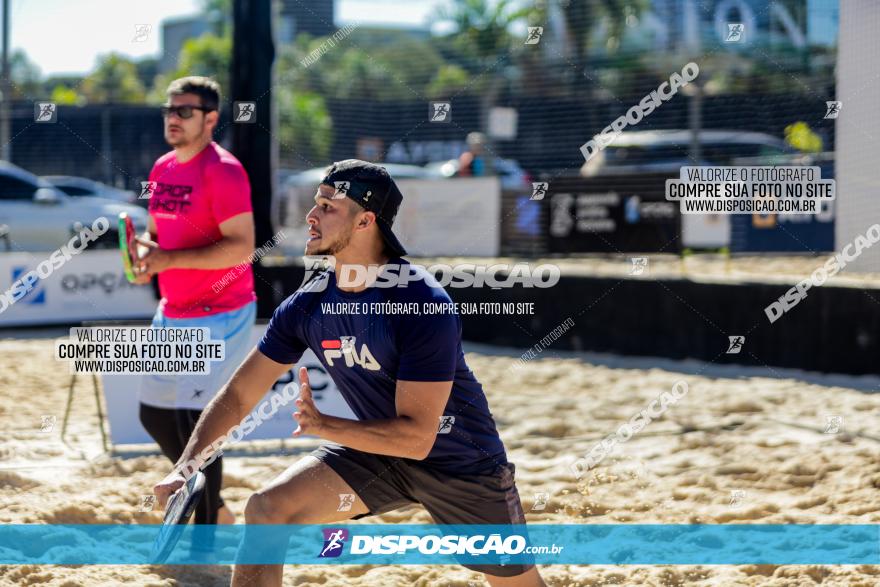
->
[8, 0, 838, 77]
[7, 0, 443, 77]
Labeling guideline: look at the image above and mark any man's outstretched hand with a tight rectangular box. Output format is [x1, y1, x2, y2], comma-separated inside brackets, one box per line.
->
[293, 366, 325, 437]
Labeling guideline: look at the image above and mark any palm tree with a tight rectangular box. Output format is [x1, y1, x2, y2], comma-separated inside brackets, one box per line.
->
[437, 0, 531, 61]
[434, 0, 533, 131]
[560, 0, 647, 92]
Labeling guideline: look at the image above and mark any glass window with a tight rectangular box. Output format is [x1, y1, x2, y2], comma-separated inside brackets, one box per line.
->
[0, 175, 38, 201]
[54, 185, 92, 197]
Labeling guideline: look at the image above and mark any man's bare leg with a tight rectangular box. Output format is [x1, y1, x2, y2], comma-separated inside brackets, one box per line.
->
[218, 504, 235, 524]
[231, 456, 369, 587]
[485, 567, 546, 587]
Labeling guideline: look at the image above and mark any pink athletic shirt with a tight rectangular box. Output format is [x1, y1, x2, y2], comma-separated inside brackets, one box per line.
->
[148, 142, 256, 318]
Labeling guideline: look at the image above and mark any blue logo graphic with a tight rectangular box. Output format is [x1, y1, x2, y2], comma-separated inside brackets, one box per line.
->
[11, 266, 46, 304]
[625, 196, 641, 224]
[319, 528, 348, 558]
[515, 197, 541, 236]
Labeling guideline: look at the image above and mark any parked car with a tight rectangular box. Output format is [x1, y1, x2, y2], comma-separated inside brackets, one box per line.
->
[423, 157, 532, 190]
[277, 163, 438, 230]
[579, 130, 795, 176]
[282, 162, 436, 189]
[42, 175, 138, 204]
[731, 150, 834, 178]
[0, 162, 147, 252]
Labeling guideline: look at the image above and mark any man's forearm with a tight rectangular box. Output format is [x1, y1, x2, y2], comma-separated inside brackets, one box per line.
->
[167, 237, 253, 270]
[175, 386, 246, 473]
[318, 415, 436, 460]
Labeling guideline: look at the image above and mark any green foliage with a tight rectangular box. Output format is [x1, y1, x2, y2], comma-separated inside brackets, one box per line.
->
[178, 34, 231, 89]
[560, 0, 649, 57]
[435, 0, 531, 65]
[149, 34, 231, 103]
[134, 57, 159, 91]
[201, 0, 232, 36]
[427, 64, 471, 98]
[81, 53, 146, 103]
[324, 50, 397, 100]
[277, 29, 454, 101]
[9, 49, 43, 98]
[277, 90, 333, 166]
[366, 37, 448, 97]
[50, 85, 85, 106]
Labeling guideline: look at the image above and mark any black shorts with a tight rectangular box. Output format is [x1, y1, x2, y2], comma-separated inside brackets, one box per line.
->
[312, 444, 534, 577]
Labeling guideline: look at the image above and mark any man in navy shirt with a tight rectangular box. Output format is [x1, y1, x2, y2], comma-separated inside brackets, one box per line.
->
[154, 160, 545, 587]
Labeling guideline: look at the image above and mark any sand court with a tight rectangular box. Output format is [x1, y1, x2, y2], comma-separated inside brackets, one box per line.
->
[1, 335, 878, 586]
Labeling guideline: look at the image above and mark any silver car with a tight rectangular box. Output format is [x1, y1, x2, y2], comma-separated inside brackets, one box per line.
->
[277, 163, 437, 231]
[0, 161, 148, 252]
[579, 130, 795, 176]
[423, 157, 532, 190]
[42, 175, 138, 204]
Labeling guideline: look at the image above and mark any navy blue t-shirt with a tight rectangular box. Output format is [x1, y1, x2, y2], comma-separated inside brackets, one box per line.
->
[258, 259, 507, 474]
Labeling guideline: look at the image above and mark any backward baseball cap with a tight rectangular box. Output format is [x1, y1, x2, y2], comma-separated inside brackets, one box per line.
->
[321, 159, 407, 256]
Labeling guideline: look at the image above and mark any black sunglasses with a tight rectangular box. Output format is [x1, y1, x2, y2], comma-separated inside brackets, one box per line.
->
[160, 104, 215, 119]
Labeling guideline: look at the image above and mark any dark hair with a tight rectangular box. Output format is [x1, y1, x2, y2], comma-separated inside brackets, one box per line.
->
[166, 76, 221, 111]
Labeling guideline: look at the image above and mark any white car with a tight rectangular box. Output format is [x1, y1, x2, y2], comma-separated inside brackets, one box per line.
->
[579, 130, 794, 176]
[42, 175, 138, 204]
[423, 157, 532, 190]
[277, 163, 437, 232]
[0, 162, 148, 252]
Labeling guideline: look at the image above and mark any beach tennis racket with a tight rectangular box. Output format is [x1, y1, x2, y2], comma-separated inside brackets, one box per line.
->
[118, 212, 138, 283]
[151, 470, 206, 564]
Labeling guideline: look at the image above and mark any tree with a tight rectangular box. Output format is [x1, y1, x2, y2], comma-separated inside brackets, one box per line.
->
[276, 29, 453, 101]
[147, 0, 232, 102]
[559, 0, 648, 93]
[435, 0, 531, 65]
[9, 49, 42, 98]
[201, 0, 232, 37]
[134, 57, 159, 92]
[177, 34, 231, 91]
[149, 34, 231, 103]
[50, 85, 85, 106]
[366, 36, 449, 99]
[277, 90, 332, 166]
[323, 50, 395, 100]
[433, 0, 532, 131]
[81, 53, 146, 103]
[427, 64, 471, 98]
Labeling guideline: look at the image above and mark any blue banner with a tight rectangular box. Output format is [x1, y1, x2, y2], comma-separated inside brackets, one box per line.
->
[0, 524, 877, 565]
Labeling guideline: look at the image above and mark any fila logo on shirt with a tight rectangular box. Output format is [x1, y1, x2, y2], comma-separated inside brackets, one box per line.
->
[321, 336, 380, 371]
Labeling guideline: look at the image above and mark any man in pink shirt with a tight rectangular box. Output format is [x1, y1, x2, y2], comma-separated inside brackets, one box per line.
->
[134, 76, 257, 530]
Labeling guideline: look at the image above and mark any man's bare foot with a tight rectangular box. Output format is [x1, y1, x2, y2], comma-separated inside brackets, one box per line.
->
[218, 505, 235, 524]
